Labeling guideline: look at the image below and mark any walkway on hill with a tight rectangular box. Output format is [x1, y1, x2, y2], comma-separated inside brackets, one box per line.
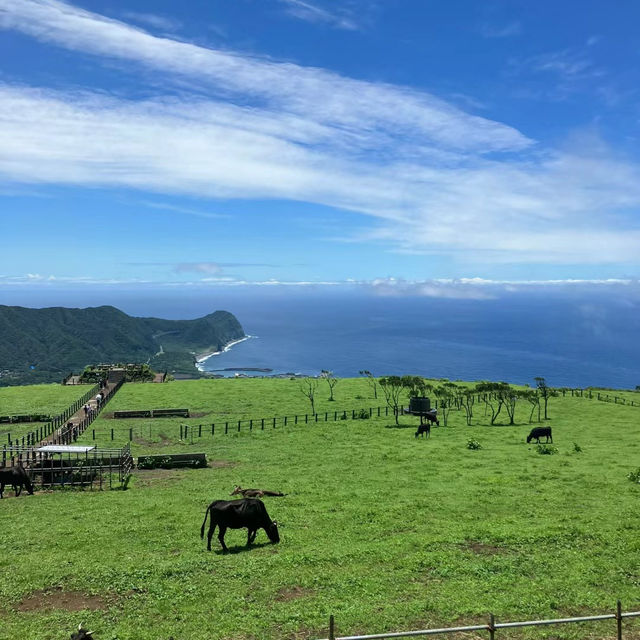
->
[41, 373, 124, 446]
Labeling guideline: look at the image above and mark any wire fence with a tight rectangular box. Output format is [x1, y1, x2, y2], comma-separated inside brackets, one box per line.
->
[320, 601, 640, 640]
[79, 404, 391, 443]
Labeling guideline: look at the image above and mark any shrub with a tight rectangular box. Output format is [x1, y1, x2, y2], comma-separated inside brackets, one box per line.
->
[356, 408, 370, 419]
[627, 468, 640, 483]
[137, 456, 155, 470]
[536, 444, 558, 455]
[466, 438, 482, 450]
[573, 442, 582, 453]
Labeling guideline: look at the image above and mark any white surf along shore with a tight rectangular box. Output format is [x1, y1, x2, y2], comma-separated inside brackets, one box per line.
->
[195, 335, 254, 371]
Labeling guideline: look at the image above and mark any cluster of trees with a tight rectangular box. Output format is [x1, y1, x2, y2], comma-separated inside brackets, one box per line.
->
[378, 375, 556, 426]
[298, 370, 556, 427]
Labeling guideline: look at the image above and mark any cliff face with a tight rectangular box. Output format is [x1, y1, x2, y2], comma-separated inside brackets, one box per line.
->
[0, 305, 245, 386]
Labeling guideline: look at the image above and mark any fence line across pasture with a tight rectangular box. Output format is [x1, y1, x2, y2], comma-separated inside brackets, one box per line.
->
[74, 405, 393, 443]
[320, 601, 640, 640]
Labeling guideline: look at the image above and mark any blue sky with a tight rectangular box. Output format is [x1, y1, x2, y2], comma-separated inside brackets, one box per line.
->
[1, 0, 640, 301]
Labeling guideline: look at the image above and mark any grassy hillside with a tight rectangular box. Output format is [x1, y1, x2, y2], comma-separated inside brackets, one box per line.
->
[1, 379, 639, 640]
[0, 383, 93, 440]
[0, 305, 244, 386]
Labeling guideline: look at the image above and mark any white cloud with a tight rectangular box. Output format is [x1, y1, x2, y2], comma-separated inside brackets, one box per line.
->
[2, 84, 640, 265]
[0, 0, 529, 153]
[2, 274, 638, 300]
[277, 0, 358, 30]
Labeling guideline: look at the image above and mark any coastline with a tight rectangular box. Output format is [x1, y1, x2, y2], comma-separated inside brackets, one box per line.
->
[195, 335, 253, 371]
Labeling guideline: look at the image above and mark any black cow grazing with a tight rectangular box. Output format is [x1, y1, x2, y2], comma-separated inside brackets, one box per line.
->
[527, 426, 553, 443]
[415, 423, 431, 438]
[0, 465, 34, 499]
[230, 485, 286, 498]
[200, 498, 280, 552]
[424, 411, 440, 427]
[70, 624, 94, 640]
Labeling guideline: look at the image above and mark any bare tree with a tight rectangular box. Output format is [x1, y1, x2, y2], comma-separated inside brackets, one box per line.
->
[321, 370, 338, 401]
[459, 387, 475, 426]
[522, 389, 541, 423]
[475, 381, 507, 425]
[433, 382, 456, 426]
[535, 377, 557, 420]
[299, 377, 319, 415]
[379, 376, 404, 425]
[359, 370, 378, 399]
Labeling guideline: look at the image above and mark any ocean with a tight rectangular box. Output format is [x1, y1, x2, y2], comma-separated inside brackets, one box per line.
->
[193, 288, 639, 389]
[4, 286, 638, 389]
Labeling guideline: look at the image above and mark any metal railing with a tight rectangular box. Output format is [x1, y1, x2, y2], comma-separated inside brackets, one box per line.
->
[321, 602, 640, 640]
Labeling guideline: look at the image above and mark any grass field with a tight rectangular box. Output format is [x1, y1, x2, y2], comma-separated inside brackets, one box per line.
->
[1, 378, 639, 640]
[0, 383, 93, 440]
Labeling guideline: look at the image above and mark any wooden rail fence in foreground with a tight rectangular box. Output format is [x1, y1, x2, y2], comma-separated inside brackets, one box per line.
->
[321, 602, 640, 640]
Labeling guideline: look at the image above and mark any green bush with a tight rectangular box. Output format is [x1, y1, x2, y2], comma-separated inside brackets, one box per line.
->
[573, 442, 583, 453]
[136, 456, 156, 469]
[627, 468, 640, 483]
[466, 438, 482, 450]
[536, 444, 558, 455]
[356, 408, 370, 419]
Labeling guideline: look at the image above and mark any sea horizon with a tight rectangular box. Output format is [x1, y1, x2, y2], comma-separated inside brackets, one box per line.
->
[2, 287, 638, 390]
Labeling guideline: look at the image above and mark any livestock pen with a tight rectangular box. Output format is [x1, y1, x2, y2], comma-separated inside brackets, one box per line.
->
[1, 443, 132, 491]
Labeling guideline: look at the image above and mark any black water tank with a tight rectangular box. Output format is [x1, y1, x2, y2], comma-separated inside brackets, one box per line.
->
[409, 396, 431, 413]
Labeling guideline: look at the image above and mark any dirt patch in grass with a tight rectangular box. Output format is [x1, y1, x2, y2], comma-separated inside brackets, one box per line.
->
[274, 585, 315, 602]
[209, 459, 237, 469]
[463, 541, 507, 555]
[15, 588, 107, 612]
[133, 468, 183, 486]
[133, 434, 173, 447]
[189, 411, 209, 418]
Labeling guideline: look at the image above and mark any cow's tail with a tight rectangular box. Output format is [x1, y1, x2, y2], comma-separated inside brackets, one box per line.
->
[200, 503, 211, 539]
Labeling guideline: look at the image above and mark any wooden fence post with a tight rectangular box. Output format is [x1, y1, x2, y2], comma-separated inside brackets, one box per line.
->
[488, 613, 495, 640]
[329, 615, 335, 640]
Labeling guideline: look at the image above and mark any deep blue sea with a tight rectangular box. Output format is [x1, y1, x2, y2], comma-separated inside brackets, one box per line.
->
[190, 289, 639, 389]
[4, 287, 639, 389]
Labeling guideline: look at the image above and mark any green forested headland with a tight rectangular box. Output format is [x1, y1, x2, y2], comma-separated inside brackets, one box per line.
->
[0, 305, 244, 386]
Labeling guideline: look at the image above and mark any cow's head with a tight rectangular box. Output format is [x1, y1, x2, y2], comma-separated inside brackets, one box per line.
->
[70, 623, 94, 640]
[18, 465, 34, 495]
[267, 520, 280, 544]
[230, 485, 243, 496]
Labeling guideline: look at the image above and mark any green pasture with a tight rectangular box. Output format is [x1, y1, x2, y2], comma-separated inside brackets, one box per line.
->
[1, 379, 640, 640]
[0, 383, 93, 440]
[79, 377, 390, 449]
